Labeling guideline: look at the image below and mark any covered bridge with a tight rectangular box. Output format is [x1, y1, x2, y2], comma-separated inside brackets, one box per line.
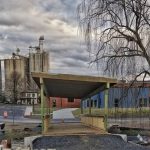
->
[32, 72, 117, 133]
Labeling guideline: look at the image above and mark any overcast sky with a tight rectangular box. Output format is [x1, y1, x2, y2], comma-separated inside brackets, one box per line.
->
[0, 0, 100, 76]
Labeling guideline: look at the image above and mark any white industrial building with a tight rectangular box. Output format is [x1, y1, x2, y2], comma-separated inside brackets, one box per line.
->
[1, 36, 49, 104]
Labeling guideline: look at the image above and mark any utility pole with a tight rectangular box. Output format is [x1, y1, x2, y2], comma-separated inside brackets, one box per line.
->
[12, 53, 16, 125]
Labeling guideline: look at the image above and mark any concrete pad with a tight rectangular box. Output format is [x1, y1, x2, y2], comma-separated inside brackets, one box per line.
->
[53, 108, 77, 119]
[45, 123, 107, 136]
[112, 134, 127, 142]
[24, 135, 42, 148]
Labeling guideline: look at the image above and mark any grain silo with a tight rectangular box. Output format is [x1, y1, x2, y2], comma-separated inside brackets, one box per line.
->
[29, 36, 49, 73]
[4, 36, 49, 103]
[4, 55, 29, 102]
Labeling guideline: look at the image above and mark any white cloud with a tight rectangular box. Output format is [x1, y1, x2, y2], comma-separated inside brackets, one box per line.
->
[0, 0, 99, 76]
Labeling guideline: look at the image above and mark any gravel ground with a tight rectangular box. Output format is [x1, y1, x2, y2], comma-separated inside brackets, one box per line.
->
[33, 134, 149, 150]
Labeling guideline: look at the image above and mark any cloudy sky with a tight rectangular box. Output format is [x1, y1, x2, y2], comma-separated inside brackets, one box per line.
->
[0, 0, 100, 76]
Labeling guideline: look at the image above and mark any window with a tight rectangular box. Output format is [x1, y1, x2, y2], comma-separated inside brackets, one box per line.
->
[144, 98, 147, 107]
[32, 93, 35, 97]
[114, 98, 119, 107]
[98, 98, 101, 108]
[53, 99, 56, 107]
[27, 93, 30, 98]
[68, 97, 74, 102]
[91, 99, 93, 107]
[94, 100, 97, 107]
[139, 98, 143, 107]
[87, 100, 89, 107]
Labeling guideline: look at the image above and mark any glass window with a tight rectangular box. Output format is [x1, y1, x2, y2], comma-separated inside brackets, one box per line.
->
[139, 98, 143, 107]
[68, 98, 74, 102]
[53, 99, 56, 107]
[87, 100, 89, 107]
[27, 93, 30, 98]
[94, 100, 97, 107]
[114, 98, 119, 107]
[144, 98, 147, 107]
[91, 100, 93, 107]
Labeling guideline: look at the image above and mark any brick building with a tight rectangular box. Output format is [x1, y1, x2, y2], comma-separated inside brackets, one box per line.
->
[49, 97, 80, 108]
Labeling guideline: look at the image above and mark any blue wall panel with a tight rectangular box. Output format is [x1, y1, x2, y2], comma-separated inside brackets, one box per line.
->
[83, 87, 150, 108]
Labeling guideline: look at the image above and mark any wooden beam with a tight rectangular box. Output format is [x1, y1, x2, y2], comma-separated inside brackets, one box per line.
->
[32, 72, 117, 83]
[82, 84, 106, 100]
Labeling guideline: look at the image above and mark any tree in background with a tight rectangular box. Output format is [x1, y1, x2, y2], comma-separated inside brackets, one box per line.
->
[5, 71, 22, 103]
[78, 0, 150, 80]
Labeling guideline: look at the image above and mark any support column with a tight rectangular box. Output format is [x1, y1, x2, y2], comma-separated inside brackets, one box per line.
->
[47, 97, 50, 114]
[104, 82, 110, 130]
[40, 77, 44, 133]
[42, 83, 51, 133]
[89, 98, 91, 115]
[81, 100, 83, 114]
[43, 96, 50, 133]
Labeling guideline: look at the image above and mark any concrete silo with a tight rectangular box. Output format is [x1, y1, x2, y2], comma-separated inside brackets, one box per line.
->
[29, 51, 49, 73]
[4, 56, 29, 102]
[29, 36, 49, 73]
[4, 36, 49, 103]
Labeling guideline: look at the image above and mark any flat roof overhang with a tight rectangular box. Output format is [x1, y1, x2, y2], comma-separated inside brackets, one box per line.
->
[31, 72, 117, 99]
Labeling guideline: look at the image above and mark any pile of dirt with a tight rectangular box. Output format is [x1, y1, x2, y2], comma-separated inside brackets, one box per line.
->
[33, 134, 149, 150]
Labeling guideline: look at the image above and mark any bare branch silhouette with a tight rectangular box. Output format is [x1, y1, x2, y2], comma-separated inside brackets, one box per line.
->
[78, 0, 150, 79]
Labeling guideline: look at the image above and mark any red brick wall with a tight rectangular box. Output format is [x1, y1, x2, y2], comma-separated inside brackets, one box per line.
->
[49, 97, 80, 108]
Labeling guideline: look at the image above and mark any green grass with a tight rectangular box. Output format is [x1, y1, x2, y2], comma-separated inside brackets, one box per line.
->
[121, 129, 150, 136]
[72, 108, 150, 118]
[72, 108, 105, 118]
[2, 123, 41, 141]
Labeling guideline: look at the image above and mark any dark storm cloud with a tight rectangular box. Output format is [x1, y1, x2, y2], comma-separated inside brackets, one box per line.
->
[62, 58, 87, 68]
[37, 0, 80, 25]
[0, 18, 20, 27]
[70, 54, 89, 63]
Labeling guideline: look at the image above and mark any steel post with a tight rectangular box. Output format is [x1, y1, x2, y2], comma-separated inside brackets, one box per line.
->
[40, 77, 44, 133]
[104, 82, 110, 130]
[81, 100, 83, 114]
[89, 98, 91, 115]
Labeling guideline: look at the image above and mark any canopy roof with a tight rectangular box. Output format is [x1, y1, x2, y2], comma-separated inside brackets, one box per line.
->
[32, 72, 117, 99]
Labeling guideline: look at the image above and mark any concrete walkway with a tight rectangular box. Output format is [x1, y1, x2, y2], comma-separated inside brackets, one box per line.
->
[53, 108, 77, 119]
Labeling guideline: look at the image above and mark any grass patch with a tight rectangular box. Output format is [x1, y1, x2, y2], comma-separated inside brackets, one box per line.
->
[121, 129, 150, 136]
[0, 123, 41, 141]
[72, 108, 105, 118]
[72, 108, 150, 118]
[3, 130, 30, 140]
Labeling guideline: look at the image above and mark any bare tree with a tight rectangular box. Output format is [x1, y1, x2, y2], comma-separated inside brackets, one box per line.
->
[6, 71, 23, 103]
[78, 0, 150, 80]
